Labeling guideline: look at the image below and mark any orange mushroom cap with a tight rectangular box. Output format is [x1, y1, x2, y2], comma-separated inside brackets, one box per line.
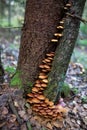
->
[39, 75, 48, 79]
[54, 33, 63, 37]
[46, 53, 54, 57]
[31, 98, 40, 103]
[37, 95, 45, 100]
[41, 83, 47, 88]
[42, 79, 48, 83]
[39, 64, 45, 69]
[35, 80, 40, 84]
[34, 83, 41, 88]
[32, 87, 39, 92]
[59, 20, 64, 24]
[45, 98, 49, 104]
[27, 93, 34, 98]
[51, 39, 58, 42]
[66, 3, 71, 7]
[44, 65, 50, 69]
[44, 59, 51, 63]
[57, 26, 64, 29]
[48, 101, 54, 106]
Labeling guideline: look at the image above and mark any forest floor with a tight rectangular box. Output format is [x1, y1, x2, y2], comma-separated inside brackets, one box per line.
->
[0, 33, 87, 130]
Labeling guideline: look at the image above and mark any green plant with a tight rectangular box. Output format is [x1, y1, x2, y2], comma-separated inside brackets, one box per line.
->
[61, 82, 71, 97]
[81, 96, 87, 103]
[71, 88, 79, 94]
[5, 66, 16, 74]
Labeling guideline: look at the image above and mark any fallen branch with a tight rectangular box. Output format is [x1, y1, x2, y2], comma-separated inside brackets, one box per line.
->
[8, 95, 22, 125]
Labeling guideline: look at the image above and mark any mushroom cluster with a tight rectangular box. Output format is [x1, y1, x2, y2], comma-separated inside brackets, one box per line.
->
[27, 3, 71, 120]
[51, 3, 71, 43]
[27, 51, 66, 120]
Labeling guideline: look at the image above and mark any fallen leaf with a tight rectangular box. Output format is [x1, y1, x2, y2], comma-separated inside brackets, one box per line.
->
[46, 122, 53, 130]
[2, 107, 8, 115]
[52, 120, 63, 128]
[9, 114, 17, 123]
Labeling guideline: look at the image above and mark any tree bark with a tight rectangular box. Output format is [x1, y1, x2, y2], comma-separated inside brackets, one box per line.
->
[17, 0, 64, 90]
[17, 0, 86, 100]
[44, 0, 86, 102]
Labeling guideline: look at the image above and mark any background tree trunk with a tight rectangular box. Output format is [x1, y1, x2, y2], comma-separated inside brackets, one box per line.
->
[0, 46, 4, 83]
[17, 0, 64, 90]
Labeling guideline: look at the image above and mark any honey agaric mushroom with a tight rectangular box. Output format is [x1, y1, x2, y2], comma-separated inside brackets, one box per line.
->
[39, 87, 44, 91]
[44, 59, 51, 63]
[32, 87, 39, 92]
[51, 39, 58, 42]
[45, 98, 49, 103]
[44, 65, 51, 69]
[57, 26, 64, 29]
[41, 103, 47, 107]
[66, 3, 71, 7]
[39, 75, 48, 79]
[54, 33, 63, 37]
[32, 107, 39, 112]
[41, 83, 47, 87]
[48, 101, 54, 106]
[47, 57, 53, 60]
[42, 69, 50, 72]
[39, 110, 45, 113]
[39, 64, 45, 69]
[38, 91, 43, 94]
[59, 20, 64, 24]
[47, 111, 53, 115]
[37, 106, 44, 110]
[26, 99, 33, 104]
[37, 95, 45, 100]
[34, 83, 41, 88]
[42, 79, 48, 83]
[31, 98, 40, 103]
[46, 109, 51, 113]
[46, 53, 54, 57]
[27, 93, 34, 98]
[35, 80, 40, 84]
[49, 105, 55, 109]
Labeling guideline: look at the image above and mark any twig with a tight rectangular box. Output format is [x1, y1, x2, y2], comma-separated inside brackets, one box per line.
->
[66, 12, 87, 23]
[8, 95, 22, 124]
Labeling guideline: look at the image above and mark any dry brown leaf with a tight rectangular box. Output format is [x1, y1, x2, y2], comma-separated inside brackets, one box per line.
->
[18, 110, 26, 118]
[46, 122, 53, 130]
[41, 119, 51, 125]
[52, 120, 63, 128]
[14, 101, 19, 107]
[72, 106, 77, 114]
[9, 114, 17, 123]
[2, 107, 8, 115]
[33, 116, 42, 123]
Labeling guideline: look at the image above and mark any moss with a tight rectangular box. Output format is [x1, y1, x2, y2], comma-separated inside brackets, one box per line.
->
[61, 82, 70, 97]
[10, 71, 22, 89]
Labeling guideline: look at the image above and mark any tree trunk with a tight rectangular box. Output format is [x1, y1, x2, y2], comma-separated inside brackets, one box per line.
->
[44, 0, 86, 102]
[0, 46, 4, 83]
[17, 0, 86, 101]
[17, 0, 64, 90]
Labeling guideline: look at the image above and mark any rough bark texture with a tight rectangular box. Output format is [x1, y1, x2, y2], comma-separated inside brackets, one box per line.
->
[44, 0, 86, 102]
[17, 0, 64, 89]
